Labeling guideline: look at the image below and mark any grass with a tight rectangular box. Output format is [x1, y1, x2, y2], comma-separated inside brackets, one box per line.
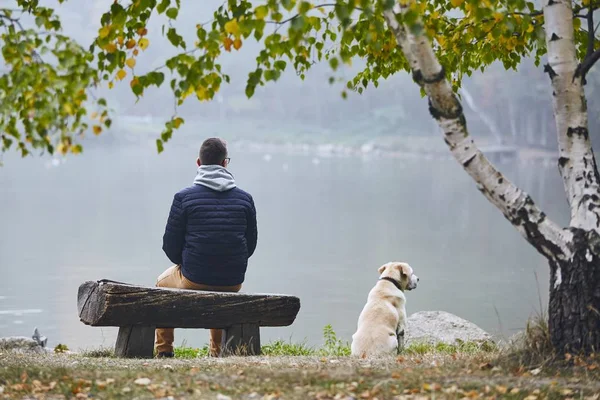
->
[3, 321, 600, 399]
[404, 340, 498, 356]
[1, 345, 599, 399]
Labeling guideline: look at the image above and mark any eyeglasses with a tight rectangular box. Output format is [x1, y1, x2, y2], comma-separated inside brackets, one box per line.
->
[223, 157, 231, 165]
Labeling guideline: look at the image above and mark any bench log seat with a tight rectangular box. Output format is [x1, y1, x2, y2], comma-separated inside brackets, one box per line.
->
[77, 280, 301, 358]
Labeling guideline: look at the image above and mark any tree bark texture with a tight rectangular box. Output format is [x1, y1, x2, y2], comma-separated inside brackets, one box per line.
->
[549, 230, 600, 353]
[544, 0, 600, 231]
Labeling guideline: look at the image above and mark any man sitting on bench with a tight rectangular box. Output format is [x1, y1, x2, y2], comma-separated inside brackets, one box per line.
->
[155, 138, 258, 358]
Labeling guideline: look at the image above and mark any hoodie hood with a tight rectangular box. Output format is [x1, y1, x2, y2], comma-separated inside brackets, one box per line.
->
[193, 165, 236, 192]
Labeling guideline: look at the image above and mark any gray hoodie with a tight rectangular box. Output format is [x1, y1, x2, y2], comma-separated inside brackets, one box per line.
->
[193, 165, 236, 192]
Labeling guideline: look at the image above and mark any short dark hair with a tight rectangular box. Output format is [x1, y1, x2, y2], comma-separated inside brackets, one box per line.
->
[199, 138, 228, 165]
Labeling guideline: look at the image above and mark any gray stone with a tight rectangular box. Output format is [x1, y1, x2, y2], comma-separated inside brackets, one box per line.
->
[0, 336, 44, 353]
[406, 311, 493, 345]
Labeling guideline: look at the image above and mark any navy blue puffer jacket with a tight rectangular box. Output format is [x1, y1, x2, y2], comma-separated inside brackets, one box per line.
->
[162, 166, 257, 286]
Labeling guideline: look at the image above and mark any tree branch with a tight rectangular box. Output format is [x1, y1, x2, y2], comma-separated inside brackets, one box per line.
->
[383, 8, 571, 260]
[0, 12, 44, 63]
[265, 3, 363, 33]
[576, 48, 600, 82]
[573, 0, 600, 82]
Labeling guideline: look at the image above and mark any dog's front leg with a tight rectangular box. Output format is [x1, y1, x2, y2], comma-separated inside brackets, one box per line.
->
[396, 307, 407, 354]
[396, 328, 405, 354]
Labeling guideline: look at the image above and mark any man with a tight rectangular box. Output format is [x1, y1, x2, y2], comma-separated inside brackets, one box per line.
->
[155, 138, 258, 358]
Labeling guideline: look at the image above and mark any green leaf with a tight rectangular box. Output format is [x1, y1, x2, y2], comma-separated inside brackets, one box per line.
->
[274, 60, 287, 71]
[166, 7, 178, 19]
[157, 0, 170, 14]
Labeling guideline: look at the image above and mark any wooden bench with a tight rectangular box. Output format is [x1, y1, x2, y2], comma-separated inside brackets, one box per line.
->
[77, 280, 301, 358]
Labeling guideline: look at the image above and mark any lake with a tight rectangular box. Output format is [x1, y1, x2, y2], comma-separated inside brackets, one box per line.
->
[0, 140, 568, 351]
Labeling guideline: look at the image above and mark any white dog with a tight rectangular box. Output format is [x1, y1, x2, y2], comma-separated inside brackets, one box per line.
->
[351, 262, 419, 358]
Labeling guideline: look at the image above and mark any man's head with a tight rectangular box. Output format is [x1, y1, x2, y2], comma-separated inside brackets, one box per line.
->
[197, 138, 230, 168]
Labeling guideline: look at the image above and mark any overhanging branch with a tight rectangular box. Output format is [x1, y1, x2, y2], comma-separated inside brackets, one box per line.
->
[576, 48, 600, 82]
[574, 5, 600, 82]
[382, 8, 572, 260]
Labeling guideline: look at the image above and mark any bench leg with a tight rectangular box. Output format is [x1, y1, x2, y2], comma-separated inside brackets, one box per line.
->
[221, 324, 261, 356]
[115, 326, 155, 358]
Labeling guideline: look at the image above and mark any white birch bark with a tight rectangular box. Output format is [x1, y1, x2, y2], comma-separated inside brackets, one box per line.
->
[544, 0, 600, 231]
[383, 9, 572, 260]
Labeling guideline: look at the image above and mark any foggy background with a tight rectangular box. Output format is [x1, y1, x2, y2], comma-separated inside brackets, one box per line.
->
[1, 0, 599, 351]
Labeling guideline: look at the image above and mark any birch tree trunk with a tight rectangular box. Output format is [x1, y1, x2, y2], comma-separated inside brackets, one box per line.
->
[543, 0, 600, 354]
[384, 0, 600, 354]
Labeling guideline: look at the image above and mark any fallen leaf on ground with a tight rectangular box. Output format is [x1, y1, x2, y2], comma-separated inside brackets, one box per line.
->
[495, 385, 508, 394]
[530, 367, 542, 376]
[479, 362, 493, 370]
[134, 377, 151, 386]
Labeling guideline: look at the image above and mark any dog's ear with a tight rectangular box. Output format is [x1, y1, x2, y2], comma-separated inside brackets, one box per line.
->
[399, 263, 411, 278]
[378, 263, 388, 275]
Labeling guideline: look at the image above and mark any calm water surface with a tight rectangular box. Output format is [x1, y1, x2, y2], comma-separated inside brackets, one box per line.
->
[0, 141, 568, 350]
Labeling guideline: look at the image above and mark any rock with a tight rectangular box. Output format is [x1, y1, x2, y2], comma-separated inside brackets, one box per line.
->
[0, 336, 44, 353]
[406, 311, 493, 345]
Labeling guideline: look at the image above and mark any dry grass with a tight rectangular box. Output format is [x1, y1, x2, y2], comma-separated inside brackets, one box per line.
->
[3, 319, 600, 399]
[1, 346, 600, 399]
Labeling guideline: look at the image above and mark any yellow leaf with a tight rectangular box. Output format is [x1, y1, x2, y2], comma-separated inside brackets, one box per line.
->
[195, 86, 207, 100]
[57, 143, 68, 155]
[173, 117, 184, 129]
[62, 103, 74, 115]
[126, 58, 136, 68]
[574, 17, 582, 30]
[223, 37, 233, 52]
[130, 77, 140, 88]
[117, 36, 124, 46]
[126, 39, 136, 49]
[133, 49, 139, 56]
[138, 38, 150, 50]
[93, 125, 103, 135]
[493, 12, 504, 22]
[104, 43, 117, 53]
[450, 0, 463, 7]
[224, 19, 240, 36]
[233, 38, 242, 50]
[181, 86, 194, 100]
[255, 5, 268, 20]
[91, 112, 98, 119]
[116, 69, 127, 81]
[527, 24, 535, 33]
[108, 81, 114, 89]
[99, 25, 110, 39]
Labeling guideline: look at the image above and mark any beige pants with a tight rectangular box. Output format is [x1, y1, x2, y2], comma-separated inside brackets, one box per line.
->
[154, 265, 242, 357]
